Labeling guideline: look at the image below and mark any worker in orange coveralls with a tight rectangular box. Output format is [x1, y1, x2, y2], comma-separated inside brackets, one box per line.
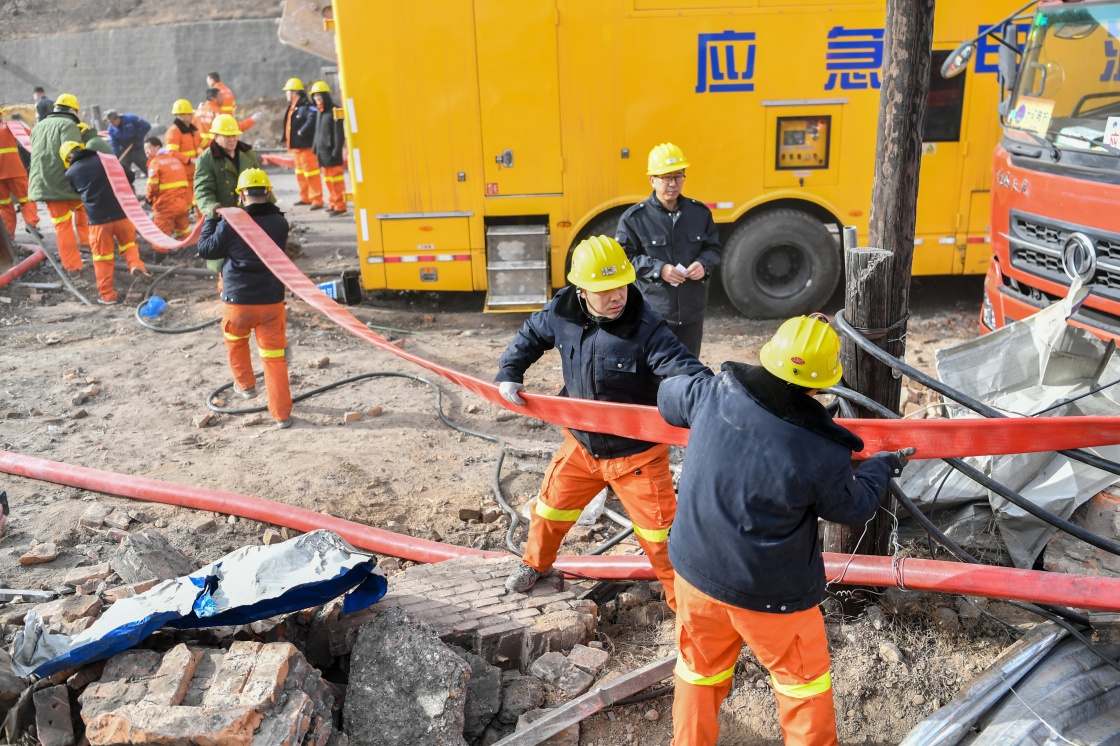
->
[144, 137, 192, 239]
[282, 78, 322, 209]
[657, 314, 914, 746]
[164, 99, 202, 203]
[495, 235, 711, 604]
[197, 168, 292, 430]
[206, 71, 236, 114]
[309, 80, 347, 216]
[61, 140, 147, 305]
[0, 111, 39, 237]
[196, 89, 259, 149]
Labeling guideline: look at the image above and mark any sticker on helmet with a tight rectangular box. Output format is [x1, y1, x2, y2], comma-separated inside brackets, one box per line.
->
[791, 356, 806, 365]
[601, 265, 618, 276]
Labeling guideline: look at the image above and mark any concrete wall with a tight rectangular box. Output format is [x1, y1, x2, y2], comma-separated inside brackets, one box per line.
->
[0, 20, 327, 126]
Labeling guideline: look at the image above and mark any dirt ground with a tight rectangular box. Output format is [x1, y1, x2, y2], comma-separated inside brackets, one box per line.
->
[0, 163, 1042, 744]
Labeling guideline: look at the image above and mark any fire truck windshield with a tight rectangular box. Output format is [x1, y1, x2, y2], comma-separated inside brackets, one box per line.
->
[1007, 4, 1120, 156]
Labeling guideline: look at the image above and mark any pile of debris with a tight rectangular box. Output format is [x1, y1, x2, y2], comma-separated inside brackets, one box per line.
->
[0, 532, 637, 745]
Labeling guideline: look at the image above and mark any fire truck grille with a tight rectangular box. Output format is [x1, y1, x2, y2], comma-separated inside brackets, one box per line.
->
[1008, 211, 1120, 302]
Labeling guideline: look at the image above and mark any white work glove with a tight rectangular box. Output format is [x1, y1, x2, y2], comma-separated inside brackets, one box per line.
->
[499, 381, 526, 407]
[251, 112, 263, 123]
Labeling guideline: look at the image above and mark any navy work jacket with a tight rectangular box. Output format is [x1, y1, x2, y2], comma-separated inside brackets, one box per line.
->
[659, 363, 900, 613]
[496, 285, 710, 459]
[107, 114, 151, 155]
[64, 149, 125, 226]
[197, 203, 289, 306]
[615, 192, 721, 325]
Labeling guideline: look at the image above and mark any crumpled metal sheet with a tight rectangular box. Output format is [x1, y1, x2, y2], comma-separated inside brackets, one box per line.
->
[901, 283, 1120, 568]
[10, 529, 386, 678]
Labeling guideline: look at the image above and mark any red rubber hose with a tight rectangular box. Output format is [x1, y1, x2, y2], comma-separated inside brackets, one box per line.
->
[0, 249, 46, 289]
[3, 450, 1120, 611]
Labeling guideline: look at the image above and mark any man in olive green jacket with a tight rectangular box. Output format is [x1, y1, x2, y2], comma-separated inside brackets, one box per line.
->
[28, 94, 87, 272]
[193, 114, 265, 271]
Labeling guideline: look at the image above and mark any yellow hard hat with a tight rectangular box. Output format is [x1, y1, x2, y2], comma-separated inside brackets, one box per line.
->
[760, 314, 843, 389]
[567, 235, 635, 292]
[76, 122, 91, 133]
[54, 93, 79, 111]
[209, 113, 242, 137]
[236, 167, 272, 193]
[59, 140, 84, 165]
[647, 142, 691, 176]
[172, 99, 194, 115]
[309, 80, 331, 95]
[283, 77, 305, 92]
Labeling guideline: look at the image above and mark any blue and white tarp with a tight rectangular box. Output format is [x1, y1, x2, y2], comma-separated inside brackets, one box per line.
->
[11, 529, 387, 678]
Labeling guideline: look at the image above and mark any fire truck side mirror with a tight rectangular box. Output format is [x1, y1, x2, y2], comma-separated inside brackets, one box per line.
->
[941, 41, 974, 79]
[997, 22, 1020, 91]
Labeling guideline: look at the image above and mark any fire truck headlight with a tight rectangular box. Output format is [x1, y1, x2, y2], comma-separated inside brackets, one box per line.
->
[981, 291, 996, 330]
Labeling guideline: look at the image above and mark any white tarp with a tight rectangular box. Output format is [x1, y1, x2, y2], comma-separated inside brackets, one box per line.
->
[898, 283, 1120, 568]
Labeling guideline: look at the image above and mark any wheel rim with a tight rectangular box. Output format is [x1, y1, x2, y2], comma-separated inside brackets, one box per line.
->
[754, 242, 812, 301]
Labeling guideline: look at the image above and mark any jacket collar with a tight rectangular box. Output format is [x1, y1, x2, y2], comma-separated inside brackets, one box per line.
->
[174, 119, 198, 134]
[67, 148, 98, 165]
[209, 140, 252, 161]
[643, 190, 686, 214]
[244, 202, 280, 217]
[553, 285, 644, 339]
[48, 111, 79, 124]
[724, 362, 864, 451]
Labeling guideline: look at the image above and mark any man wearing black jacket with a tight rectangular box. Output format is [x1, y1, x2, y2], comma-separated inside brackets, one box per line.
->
[495, 235, 711, 602]
[197, 168, 293, 429]
[61, 141, 146, 305]
[282, 78, 321, 209]
[310, 81, 347, 216]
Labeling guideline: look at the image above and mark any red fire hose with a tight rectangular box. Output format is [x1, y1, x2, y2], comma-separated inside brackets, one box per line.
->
[4, 450, 1120, 612]
[0, 249, 46, 289]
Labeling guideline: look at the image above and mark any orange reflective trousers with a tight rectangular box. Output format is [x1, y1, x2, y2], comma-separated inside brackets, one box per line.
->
[46, 201, 89, 272]
[90, 219, 144, 303]
[291, 148, 322, 207]
[0, 176, 38, 236]
[221, 302, 292, 423]
[321, 165, 346, 212]
[673, 574, 838, 746]
[525, 430, 677, 609]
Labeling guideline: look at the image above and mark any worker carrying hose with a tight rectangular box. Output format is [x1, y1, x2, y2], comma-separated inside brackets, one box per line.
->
[0, 110, 39, 237]
[657, 313, 913, 746]
[197, 168, 292, 430]
[495, 235, 711, 603]
[60, 140, 147, 305]
[143, 136, 192, 240]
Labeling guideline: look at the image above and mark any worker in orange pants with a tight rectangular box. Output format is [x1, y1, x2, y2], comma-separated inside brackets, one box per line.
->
[0, 112, 39, 236]
[657, 315, 912, 745]
[495, 235, 710, 600]
[525, 432, 678, 606]
[62, 141, 146, 304]
[282, 78, 322, 208]
[28, 94, 87, 271]
[673, 575, 839, 746]
[197, 168, 293, 428]
[309, 81, 348, 216]
[144, 137, 192, 239]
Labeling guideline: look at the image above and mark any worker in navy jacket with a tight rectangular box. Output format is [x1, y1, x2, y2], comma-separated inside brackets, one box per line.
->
[657, 313, 910, 746]
[197, 168, 292, 430]
[104, 110, 152, 181]
[496, 235, 711, 603]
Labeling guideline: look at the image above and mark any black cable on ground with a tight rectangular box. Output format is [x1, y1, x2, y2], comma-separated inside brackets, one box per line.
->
[834, 309, 1120, 477]
[831, 385, 1120, 557]
[828, 386, 1120, 676]
[134, 267, 220, 334]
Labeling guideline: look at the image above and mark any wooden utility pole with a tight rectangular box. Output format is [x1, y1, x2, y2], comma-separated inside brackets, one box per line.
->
[824, 0, 935, 559]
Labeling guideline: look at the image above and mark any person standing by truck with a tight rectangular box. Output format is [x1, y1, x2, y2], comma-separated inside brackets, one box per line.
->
[309, 81, 347, 217]
[495, 235, 710, 604]
[616, 142, 721, 357]
[282, 78, 321, 209]
[658, 314, 910, 746]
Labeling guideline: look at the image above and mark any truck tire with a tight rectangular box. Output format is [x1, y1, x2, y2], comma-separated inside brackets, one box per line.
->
[720, 209, 840, 319]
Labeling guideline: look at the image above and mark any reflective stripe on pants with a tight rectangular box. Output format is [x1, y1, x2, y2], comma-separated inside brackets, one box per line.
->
[0, 176, 37, 236]
[524, 430, 677, 609]
[221, 302, 292, 422]
[321, 164, 346, 212]
[89, 219, 143, 303]
[672, 574, 838, 746]
[290, 148, 322, 206]
[46, 201, 88, 272]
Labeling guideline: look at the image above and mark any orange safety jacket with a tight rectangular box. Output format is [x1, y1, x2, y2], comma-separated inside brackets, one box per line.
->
[215, 82, 236, 114]
[145, 152, 192, 212]
[165, 120, 202, 169]
[0, 125, 28, 180]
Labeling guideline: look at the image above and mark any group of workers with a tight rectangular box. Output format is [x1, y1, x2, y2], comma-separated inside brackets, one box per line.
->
[493, 142, 913, 746]
[14, 86, 915, 740]
[10, 72, 348, 429]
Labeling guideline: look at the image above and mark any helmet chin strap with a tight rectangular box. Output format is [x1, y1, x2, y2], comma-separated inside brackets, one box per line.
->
[577, 288, 609, 323]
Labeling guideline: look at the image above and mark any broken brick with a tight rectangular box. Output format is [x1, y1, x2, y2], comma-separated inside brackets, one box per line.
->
[343, 411, 362, 423]
[63, 563, 112, 587]
[33, 684, 75, 746]
[79, 504, 113, 529]
[20, 542, 59, 565]
[103, 510, 131, 530]
[61, 594, 103, 622]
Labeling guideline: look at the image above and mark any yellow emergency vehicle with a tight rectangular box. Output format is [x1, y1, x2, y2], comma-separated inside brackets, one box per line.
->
[323, 0, 1022, 317]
